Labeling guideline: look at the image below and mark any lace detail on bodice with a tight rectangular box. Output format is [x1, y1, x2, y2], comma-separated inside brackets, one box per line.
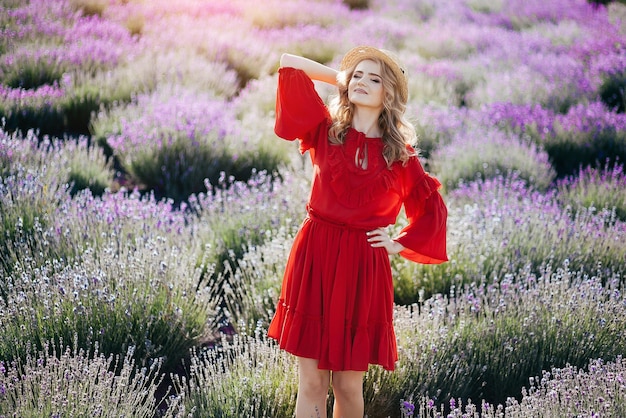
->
[327, 129, 398, 208]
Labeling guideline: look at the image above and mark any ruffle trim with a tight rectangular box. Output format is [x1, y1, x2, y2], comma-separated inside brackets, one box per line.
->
[268, 300, 398, 371]
[406, 172, 443, 217]
[327, 142, 399, 208]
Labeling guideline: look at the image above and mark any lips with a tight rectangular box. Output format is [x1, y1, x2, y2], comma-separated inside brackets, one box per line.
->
[354, 88, 367, 94]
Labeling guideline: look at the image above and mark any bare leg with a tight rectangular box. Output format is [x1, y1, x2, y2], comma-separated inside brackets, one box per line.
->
[296, 357, 331, 418]
[331, 370, 365, 418]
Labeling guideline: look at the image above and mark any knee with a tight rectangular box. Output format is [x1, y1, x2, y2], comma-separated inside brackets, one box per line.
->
[300, 371, 330, 399]
[331, 372, 364, 400]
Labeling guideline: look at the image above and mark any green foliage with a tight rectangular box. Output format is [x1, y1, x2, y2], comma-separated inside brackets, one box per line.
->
[0, 49, 67, 89]
[127, 134, 286, 204]
[61, 84, 105, 135]
[128, 133, 228, 203]
[62, 70, 151, 135]
[540, 123, 626, 177]
[0, 72, 144, 137]
[599, 70, 626, 113]
[65, 138, 114, 196]
[0, 96, 66, 138]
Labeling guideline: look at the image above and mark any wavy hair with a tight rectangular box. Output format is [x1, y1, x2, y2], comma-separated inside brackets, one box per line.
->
[327, 57, 417, 167]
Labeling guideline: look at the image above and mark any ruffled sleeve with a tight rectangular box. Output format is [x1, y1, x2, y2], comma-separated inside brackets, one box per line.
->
[274, 67, 330, 153]
[395, 157, 448, 264]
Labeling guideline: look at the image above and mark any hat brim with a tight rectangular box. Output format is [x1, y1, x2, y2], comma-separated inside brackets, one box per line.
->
[339, 46, 408, 104]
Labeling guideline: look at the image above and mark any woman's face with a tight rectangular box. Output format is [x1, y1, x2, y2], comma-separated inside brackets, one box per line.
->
[347, 59, 384, 112]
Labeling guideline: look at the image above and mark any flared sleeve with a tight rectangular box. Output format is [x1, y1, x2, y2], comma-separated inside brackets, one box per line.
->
[395, 157, 448, 264]
[274, 67, 330, 153]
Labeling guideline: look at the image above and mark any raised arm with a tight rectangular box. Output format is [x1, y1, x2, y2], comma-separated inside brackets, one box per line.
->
[280, 53, 338, 86]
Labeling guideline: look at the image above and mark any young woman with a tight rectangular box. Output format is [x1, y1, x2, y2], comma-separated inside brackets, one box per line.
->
[267, 46, 448, 417]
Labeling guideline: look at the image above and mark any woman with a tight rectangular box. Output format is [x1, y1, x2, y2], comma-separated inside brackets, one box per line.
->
[267, 46, 448, 417]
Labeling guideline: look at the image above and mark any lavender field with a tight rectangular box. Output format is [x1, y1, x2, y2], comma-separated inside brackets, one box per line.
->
[1, 0, 626, 416]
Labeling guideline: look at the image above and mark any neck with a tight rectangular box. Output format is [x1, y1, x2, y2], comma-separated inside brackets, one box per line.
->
[351, 107, 382, 137]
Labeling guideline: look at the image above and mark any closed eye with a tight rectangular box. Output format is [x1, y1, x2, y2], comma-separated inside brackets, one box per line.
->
[353, 71, 381, 83]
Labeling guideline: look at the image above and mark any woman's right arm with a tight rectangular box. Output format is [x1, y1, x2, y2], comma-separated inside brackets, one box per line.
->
[280, 53, 338, 86]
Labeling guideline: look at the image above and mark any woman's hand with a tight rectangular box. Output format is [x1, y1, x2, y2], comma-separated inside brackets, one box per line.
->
[367, 228, 405, 255]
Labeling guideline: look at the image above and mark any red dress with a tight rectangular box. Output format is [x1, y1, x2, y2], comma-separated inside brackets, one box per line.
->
[267, 67, 448, 371]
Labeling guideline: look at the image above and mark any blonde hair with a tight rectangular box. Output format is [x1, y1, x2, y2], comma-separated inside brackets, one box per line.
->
[328, 57, 417, 167]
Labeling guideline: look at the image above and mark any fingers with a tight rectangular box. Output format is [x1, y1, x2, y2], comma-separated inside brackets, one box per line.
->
[367, 228, 404, 255]
[366, 228, 390, 247]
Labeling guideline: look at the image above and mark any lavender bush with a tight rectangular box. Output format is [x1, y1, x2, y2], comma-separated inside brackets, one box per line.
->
[1, 133, 216, 372]
[0, 0, 140, 136]
[217, 226, 296, 332]
[0, 84, 66, 137]
[95, 87, 289, 203]
[0, 130, 112, 271]
[392, 174, 626, 303]
[538, 102, 626, 176]
[0, 225, 215, 374]
[431, 127, 556, 190]
[173, 331, 298, 418]
[558, 161, 626, 221]
[0, 48, 69, 90]
[399, 356, 626, 417]
[0, 339, 182, 418]
[188, 169, 310, 324]
[481, 101, 626, 177]
[368, 265, 626, 416]
[499, 356, 626, 417]
[0, 162, 70, 277]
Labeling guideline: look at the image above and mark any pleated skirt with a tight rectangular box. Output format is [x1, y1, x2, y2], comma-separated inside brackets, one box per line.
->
[267, 213, 398, 371]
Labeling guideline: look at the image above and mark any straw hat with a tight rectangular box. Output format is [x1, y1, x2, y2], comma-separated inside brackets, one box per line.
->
[339, 46, 409, 104]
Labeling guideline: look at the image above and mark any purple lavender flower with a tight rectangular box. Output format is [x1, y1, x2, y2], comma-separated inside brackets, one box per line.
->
[400, 400, 415, 417]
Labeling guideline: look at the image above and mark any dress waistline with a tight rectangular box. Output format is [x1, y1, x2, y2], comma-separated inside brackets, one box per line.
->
[306, 204, 376, 231]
